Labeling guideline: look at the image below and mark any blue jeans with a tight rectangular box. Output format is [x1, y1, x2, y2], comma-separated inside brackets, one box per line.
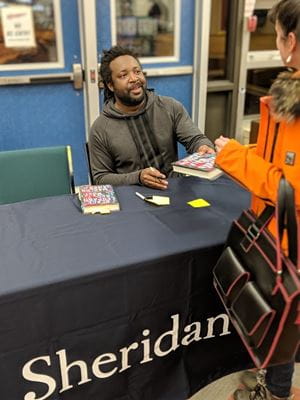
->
[266, 361, 294, 398]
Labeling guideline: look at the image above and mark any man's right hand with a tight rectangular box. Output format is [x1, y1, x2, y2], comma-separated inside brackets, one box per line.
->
[139, 167, 168, 190]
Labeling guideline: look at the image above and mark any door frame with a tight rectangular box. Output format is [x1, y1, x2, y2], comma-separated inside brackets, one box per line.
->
[78, 0, 99, 138]
[193, 0, 245, 139]
[235, 0, 283, 142]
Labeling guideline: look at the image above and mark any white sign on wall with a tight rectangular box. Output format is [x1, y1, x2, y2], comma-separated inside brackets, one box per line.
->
[1, 6, 36, 48]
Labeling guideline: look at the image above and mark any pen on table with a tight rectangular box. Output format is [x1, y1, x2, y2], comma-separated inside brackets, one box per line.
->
[135, 192, 153, 200]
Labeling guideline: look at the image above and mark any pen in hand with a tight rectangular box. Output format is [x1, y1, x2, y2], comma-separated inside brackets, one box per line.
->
[140, 167, 168, 189]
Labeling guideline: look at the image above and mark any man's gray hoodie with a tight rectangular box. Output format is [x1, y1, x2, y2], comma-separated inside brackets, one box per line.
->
[89, 90, 213, 186]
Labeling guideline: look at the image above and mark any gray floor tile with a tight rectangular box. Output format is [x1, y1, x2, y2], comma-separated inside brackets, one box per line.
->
[189, 364, 300, 400]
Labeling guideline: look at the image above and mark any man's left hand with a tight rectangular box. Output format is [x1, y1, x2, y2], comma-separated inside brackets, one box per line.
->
[196, 145, 215, 155]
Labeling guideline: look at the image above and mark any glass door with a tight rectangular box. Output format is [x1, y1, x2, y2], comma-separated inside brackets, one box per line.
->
[193, 0, 244, 143]
[95, 0, 196, 158]
[0, 0, 89, 184]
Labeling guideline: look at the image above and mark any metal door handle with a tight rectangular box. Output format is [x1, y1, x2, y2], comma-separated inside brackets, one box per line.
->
[0, 63, 84, 89]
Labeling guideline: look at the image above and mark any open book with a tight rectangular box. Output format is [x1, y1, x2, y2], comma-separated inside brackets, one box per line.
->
[78, 185, 120, 214]
[172, 153, 223, 181]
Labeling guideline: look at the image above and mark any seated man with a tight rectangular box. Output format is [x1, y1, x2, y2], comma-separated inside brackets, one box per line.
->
[90, 45, 214, 189]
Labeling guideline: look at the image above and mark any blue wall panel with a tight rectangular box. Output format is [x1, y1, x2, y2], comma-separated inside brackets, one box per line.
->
[147, 75, 194, 159]
[147, 75, 193, 111]
[0, 84, 88, 184]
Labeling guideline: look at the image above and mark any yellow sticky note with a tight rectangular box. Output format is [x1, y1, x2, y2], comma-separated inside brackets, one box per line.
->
[188, 198, 210, 208]
[146, 196, 170, 206]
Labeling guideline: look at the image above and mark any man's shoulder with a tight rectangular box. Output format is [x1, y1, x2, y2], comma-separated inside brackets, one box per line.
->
[151, 92, 183, 110]
[90, 113, 110, 135]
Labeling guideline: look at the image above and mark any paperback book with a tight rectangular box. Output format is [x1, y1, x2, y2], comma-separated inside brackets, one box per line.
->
[172, 153, 223, 180]
[78, 185, 120, 215]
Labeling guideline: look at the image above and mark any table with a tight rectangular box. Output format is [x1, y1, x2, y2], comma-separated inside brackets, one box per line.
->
[0, 176, 252, 400]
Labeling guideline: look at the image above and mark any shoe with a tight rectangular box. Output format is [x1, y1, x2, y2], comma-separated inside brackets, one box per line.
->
[233, 386, 294, 400]
[240, 370, 267, 391]
[271, 395, 295, 400]
[234, 385, 269, 400]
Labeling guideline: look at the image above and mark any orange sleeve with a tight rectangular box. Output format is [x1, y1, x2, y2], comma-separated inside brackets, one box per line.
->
[215, 139, 282, 205]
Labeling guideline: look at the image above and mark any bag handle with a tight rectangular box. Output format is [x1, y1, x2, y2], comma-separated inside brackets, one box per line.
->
[254, 177, 298, 275]
[276, 177, 298, 269]
[283, 178, 297, 264]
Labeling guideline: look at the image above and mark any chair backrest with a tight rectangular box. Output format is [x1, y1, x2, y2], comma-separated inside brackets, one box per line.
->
[85, 142, 94, 184]
[0, 145, 75, 204]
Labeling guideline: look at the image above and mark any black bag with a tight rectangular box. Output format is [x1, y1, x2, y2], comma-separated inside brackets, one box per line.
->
[213, 177, 300, 368]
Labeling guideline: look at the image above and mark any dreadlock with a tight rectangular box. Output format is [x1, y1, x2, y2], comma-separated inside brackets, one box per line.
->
[100, 46, 141, 102]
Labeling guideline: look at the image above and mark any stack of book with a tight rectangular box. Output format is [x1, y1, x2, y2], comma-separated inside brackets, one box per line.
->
[172, 153, 223, 180]
[78, 185, 120, 215]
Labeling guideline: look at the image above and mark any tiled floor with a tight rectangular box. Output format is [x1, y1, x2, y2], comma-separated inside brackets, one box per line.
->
[189, 364, 300, 400]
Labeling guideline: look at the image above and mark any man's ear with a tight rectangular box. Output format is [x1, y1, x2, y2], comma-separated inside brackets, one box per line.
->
[108, 82, 114, 92]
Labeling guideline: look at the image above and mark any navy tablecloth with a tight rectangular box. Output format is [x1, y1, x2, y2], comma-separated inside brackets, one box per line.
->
[0, 176, 252, 400]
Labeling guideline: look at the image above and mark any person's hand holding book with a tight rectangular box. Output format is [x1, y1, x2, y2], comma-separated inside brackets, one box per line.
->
[196, 144, 215, 156]
[214, 135, 230, 153]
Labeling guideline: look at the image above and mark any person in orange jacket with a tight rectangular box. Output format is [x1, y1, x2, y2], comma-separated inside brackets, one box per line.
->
[215, 1, 300, 399]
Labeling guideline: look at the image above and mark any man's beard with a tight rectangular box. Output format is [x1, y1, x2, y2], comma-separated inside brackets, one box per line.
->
[114, 85, 146, 107]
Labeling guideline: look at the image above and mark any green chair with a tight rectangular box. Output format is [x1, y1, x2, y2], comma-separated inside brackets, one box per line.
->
[0, 145, 75, 204]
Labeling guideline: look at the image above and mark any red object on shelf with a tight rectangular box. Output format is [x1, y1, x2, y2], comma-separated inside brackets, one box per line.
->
[247, 15, 257, 32]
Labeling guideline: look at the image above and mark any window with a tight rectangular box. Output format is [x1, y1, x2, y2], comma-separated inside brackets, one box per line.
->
[0, 0, 63, 70]
[111, 0, 180, 63]
[250, 8, 276, 51]
[247, 3, 282, 68]
[245, 67, 286, 115]
[208, 0, 229, 80]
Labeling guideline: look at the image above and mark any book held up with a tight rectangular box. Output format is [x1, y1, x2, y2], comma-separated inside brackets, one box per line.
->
[172, 153, 223, 181]
[78, 185, 120, 215]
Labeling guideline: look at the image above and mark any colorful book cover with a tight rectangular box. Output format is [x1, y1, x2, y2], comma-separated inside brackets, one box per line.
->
[172, 153, 223, 180]
[78, 185, 120, 214]
[173, 153, 216, 171]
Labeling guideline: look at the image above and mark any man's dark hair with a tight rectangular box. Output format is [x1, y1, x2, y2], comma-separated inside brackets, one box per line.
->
[269, 0, 300, 40]
[100, 46, 141, 101]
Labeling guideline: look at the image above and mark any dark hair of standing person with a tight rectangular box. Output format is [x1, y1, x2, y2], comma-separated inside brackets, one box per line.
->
[268, 0, 300, 40]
